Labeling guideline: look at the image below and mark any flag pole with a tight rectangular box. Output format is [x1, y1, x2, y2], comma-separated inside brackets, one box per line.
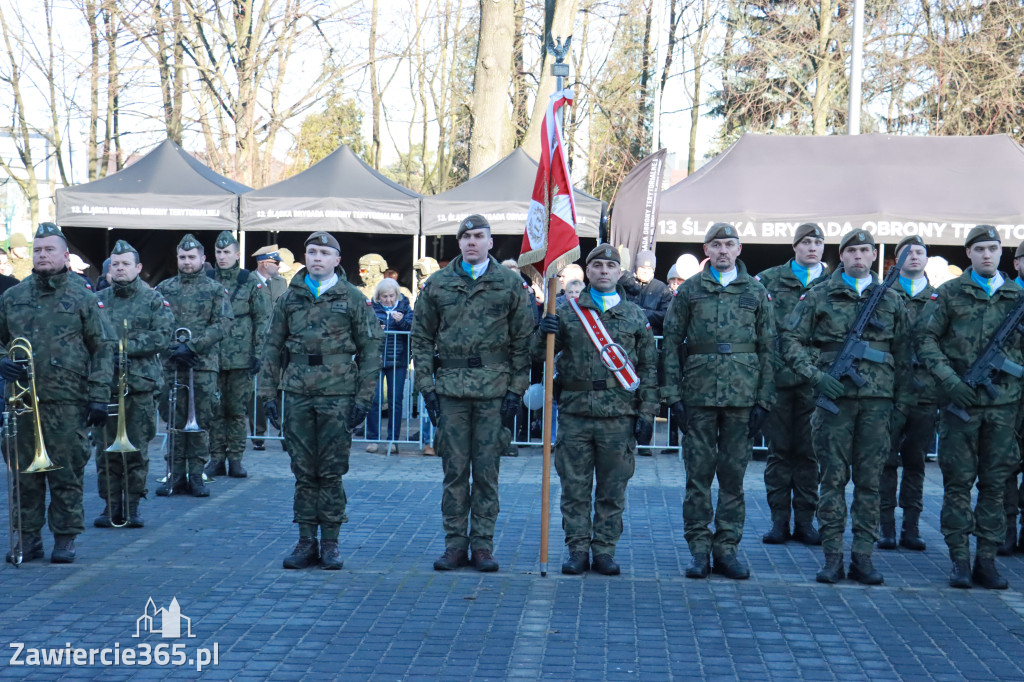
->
[539, 35, 572, 578]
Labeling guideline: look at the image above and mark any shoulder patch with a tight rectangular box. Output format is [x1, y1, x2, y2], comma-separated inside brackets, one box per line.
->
[163, 300, 171, 307]
[766, 293, 772, 301]
[930, 292, 939, 300]
[799, 293, 807, 300]
[754, 274, 761, 281]
[366, 299, 372, 306]
[97, 300, 104, 308]
[645, 321, 651, 330]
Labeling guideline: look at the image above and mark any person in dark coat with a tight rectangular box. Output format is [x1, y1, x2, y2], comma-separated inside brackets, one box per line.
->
[366, 278, 414, 453]
[618, 250, 672, 334]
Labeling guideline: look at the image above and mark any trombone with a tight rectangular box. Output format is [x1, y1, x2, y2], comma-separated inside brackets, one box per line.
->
[164, 328, 202, 488]
[104, 320, 136, 528]
[4, 337, 59, 566]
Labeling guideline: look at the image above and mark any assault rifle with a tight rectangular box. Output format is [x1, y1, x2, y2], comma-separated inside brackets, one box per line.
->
[815, 246, 910, 414]
[946, 292, 1024, 422]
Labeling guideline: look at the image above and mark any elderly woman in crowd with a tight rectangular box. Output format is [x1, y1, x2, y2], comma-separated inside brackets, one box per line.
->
[366, 278, 414, 454]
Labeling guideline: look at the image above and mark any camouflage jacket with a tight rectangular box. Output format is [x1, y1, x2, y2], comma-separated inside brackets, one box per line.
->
[155, 270, 233, 373]
[895, 279, 939, 404]
[915, 268, 1024, 407]
[98, 276, 176, 394]
[662, 260, 776, 409]
[0, 269, 113, 404]
[755, 259, 829, 389]
[780, 268, 912, 402]
[532, 286, 659, 418]
[411, 255, 535, 400]
[259, 266, 382, 402]
[10, 256, 32, 282]
[211, 264, 270, 370]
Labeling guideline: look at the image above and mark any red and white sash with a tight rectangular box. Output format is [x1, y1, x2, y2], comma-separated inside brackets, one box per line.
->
[568, 297, 640, 392]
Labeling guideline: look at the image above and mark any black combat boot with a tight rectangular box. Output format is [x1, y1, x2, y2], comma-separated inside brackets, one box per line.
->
[188, 473, 210, 497]
[561, 550, 590, 575]
[762, 519, 790, 545]
[320, 540, 343, 570]
[792, 519, 822, 546]
[972, 556, 1008, 590]
[252, 439, 266, 451]
[712, 553, 750, 580]
[877, 514, 897, 550]
[126, 499, 144, 528]
[471, 548, 499, 572]
[6, 531, 44, 563]
[433, 547, 470, 571]
[591, 554, 620, 576]
[1018, 519, 1024, 553]
[51, 535, 77, 564]
[155, 473, 188, 496]
[948, 558, 972, 589]
[816, 553, 845, 584]
[203, 459, 226, 479]
[93, 502, 114, 528]
[228, 459, 248, 478]
[848, 552, 884, 585]
[283, 537, 319, 569]
[997, 516, 1016, 556]
[898, 510, 926, 551]
[685, 554, 710, 579]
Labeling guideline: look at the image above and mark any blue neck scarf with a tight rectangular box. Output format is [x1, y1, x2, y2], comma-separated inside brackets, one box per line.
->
[709, 265, 737, 287]
[589, 288, 620, 313]
[305, 273, 338, 299]
[790, 261, 822, 288]
[841, 272, 872, 296]
[971, 270, 1003, 297]
[899, 275, 928, 297]
[461, 259, 488, 280]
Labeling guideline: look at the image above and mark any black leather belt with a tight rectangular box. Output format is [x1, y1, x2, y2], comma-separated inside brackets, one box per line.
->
[687, 342, 757, 355]
[289, 353, 352, 366]
[559, 379, 612, 391]
[437, 351, 510, 369]
[819, 341, 890, 353]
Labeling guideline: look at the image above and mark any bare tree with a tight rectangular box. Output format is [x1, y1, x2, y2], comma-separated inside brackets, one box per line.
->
[468, 0, 516, 176]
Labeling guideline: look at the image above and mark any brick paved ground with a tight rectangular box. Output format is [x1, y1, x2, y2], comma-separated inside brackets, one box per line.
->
[1, 437, 1023, 680]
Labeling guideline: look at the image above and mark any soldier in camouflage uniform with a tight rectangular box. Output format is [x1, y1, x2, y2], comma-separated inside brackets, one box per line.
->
[155, 234, 232, 498]
[7, 232, 33, 281]
[916, 225, 1022, 589]
[536, 244, 659, 576]
[781, 229, 912, 585]
[250, 245, 287, 450]
[358, 253, 388, 299]
[0, 222, 112, 564]
[1000, 244, 1024, 555]
[878, 235, 936, 552]
[260, 231, 382, 570]
[207, 231, 269, 478]
[411, 214, 534, 573]
[663, 222, 776, 581]
[755, 223, 829, 546]
[94, 240, 175, 529]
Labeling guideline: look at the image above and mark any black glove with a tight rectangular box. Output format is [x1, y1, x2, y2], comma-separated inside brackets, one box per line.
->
[85, 402, 108, 427]
[814, 373, 845, 400]
[942, 375, 977, 409]
[347, 402, 369, 429]
[169, 343, 198, 368]
[669, 401, 687, 435]
[634, 416, 654, 445]
[423, 391, 441, 427]
[747, 405, 770, 440]
[500, 391, 522, 430]
[263, 400, 280, 430]
[250, 356, 262, 376]
[539, 314, 559, 334]
[618, 274, 641, 296]
[0, 358, 28, 382]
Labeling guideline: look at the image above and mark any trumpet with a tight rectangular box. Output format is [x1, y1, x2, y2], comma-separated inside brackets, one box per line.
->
[104, 320, 136, 528]
[5, 337, 59, 566]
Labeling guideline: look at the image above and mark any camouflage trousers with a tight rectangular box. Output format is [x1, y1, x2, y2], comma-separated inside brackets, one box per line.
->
[1002, 431, 1024, 518]
[165, 368, 217, 477]
[763, 386, 818, 524]
[97, 391, 157, 501]
[554, 413, 636, 556]
[4, 402, 89, 536]
[881, 403, 937, 516]
[435, 395, 509, 553]
[937, 404, 1018, 560]
[210, 369, 253, 463]
[283, 392, 353, 541]
[682, 406, 751, 558]
[812, 397, 891, 555]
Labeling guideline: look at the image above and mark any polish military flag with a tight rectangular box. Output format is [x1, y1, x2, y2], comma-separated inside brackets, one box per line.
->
[519, 89, 580, 280]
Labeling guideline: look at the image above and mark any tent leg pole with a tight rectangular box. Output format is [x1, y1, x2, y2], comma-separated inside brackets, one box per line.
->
[239, 230, 247, 271]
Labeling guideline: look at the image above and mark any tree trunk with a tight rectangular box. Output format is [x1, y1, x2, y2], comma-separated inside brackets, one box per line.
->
[468, 0, 515, 176]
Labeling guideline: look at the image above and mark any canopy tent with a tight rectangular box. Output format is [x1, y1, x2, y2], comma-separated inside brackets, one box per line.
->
[420, 148, 604, 237]
[240, 145, 421, 234]
[658, 133, 1024, 247]
[55, 138, 250, 231]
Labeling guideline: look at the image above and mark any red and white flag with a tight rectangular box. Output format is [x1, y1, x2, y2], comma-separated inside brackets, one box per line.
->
[519, 89, 580, 280]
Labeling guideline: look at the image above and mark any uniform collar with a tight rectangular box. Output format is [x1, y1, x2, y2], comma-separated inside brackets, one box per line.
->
[32, 268, 69, 292]
[113, 277, 141, 298]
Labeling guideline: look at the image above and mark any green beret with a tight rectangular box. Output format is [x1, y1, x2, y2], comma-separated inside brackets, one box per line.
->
[793, 222, 824, 246]
[111, 239, 138, 257]
[178, 233, 202, 251]
[215, 230, 238, 249]
[586, 243, 621, 265]
[704, 222, 738, 243]
[457, 214, 490, 239]
[896, 235, 926, 256]
[35, 222, 64, 241]
[966, 224, 1000, 248]
[839, 229, 874, 253]
[305, 231, 341, 252]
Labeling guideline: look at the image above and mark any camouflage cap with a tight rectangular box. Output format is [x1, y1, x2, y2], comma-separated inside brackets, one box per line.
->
[178, 233, 202, 251]
[252, 244, 281, 262]
[839, 229, 874, 253]
[457, 214, 490, 239]
[704, 222, 738, 243]
[635, 250, 656, 270]
[8, 233, 28, 248]
[586, 243, 621, 265]
[35, 222, 65, 241]
[111, 239, 138, 257]
[305, 231, 340, 252]
[358, 253, 387, 269]
[793, 222, 825, 246]
[215, 230, 238, 249]
[896, 235, 926, 256]
[965, 224, 1000, 248]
